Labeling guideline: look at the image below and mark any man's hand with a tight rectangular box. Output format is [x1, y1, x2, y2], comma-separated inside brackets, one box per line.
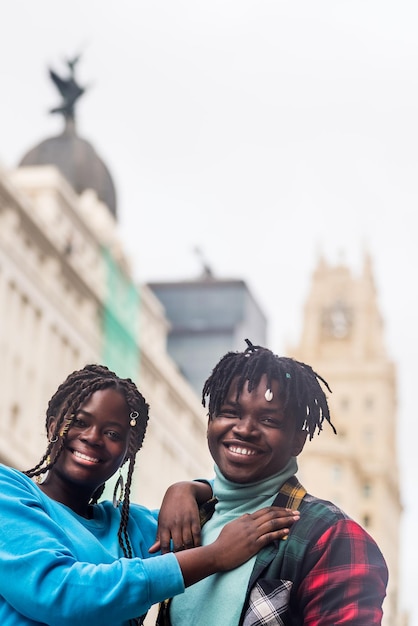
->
[149, 481, 212, 554]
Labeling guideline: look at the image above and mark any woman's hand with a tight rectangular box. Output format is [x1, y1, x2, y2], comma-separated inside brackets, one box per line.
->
[211, 506, 300, 569]
[149, 481, 213, 554]
[175, 506, 300, 587]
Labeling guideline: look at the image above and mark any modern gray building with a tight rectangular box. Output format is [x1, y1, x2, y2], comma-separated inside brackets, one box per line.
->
[147, 276, 267, 396]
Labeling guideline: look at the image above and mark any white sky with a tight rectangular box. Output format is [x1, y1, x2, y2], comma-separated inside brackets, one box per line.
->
[2, 2, 418, 622]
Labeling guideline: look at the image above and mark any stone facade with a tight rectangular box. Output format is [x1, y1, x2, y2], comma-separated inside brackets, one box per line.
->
[0, 164, 212, 511]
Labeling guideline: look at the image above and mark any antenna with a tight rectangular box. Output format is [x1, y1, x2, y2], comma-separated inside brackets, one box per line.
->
[193, 247, 214, 279]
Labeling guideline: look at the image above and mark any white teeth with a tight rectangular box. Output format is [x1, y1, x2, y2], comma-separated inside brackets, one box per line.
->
[229, 446, 257, 456]
[72, 450, 100, 463]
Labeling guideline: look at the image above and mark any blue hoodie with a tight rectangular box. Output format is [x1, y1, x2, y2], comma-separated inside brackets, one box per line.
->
[0, 464, 184, 625]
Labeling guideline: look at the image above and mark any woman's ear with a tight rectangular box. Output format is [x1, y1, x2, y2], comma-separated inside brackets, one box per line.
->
[47, 416, 57, 441]
[292, 430, 308, 456]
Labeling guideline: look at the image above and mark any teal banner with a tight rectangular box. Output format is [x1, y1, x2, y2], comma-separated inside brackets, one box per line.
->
[101, 247, 140, 380]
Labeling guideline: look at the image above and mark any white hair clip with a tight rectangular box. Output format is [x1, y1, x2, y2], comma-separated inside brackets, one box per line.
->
[265, 389, 273, 402]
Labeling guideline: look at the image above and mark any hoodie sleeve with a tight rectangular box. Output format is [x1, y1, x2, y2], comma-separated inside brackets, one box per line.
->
[0, 466, 184, 625]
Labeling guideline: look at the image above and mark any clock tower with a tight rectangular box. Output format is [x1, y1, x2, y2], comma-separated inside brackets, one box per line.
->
[289, 253, 402, 626]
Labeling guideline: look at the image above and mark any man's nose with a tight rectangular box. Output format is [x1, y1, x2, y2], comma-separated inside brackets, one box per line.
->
[232, 415, 259, 437]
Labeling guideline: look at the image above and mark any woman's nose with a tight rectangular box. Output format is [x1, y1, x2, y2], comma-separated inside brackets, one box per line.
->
[81, 427, 103, 446]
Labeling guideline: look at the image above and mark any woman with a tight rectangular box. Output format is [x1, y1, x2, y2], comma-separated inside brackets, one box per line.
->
[0, 364, 298, 626]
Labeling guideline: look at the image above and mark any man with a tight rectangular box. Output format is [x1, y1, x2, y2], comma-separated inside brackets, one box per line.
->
[158, 339, 388, 625]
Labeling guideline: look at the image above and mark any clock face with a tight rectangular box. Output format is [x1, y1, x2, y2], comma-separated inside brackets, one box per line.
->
[322, 300, 352, 338]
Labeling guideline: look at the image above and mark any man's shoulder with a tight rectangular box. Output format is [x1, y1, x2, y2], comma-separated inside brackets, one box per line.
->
[280, 490, 354, 544]
[300, 492, 351, 521]
[199, 497, 218, 525]
[272, 477, 351, 531]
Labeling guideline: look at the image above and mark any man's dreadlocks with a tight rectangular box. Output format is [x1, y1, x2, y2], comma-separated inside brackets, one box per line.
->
[202, 339, 336, 441]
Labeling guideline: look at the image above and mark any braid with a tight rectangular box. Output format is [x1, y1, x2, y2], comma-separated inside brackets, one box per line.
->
[203, 339, 336, 440]
[118, 437, 138, 559]
[25, 364, 150, 563]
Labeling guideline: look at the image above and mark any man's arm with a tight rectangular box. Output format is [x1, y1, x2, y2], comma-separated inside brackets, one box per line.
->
[150, 480, 213, 554]
[298, 519, 388, 625]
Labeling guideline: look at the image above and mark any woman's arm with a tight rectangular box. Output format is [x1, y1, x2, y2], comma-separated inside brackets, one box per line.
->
[0, 467, 299, 625]
[0, 467, 184, 625]
[175, 506, 300, 586]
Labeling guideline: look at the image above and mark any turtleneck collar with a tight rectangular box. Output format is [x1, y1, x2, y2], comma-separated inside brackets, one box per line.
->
[212, 457, 298, 514]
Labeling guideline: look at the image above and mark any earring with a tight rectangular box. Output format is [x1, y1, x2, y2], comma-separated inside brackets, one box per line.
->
[35, 455, 51, 484]
[130, 411, 139, 427]
[113, 469, 124, 508]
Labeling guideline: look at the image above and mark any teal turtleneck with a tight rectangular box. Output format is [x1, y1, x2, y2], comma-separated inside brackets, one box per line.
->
[170, 457, 298, 626]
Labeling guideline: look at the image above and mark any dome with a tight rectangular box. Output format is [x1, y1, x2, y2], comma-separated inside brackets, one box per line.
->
[19, 123, 117, 218]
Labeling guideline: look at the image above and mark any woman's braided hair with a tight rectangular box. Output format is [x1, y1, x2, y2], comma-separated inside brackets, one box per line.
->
[202, 339, 336, 440]
[25, 364, 149, 560]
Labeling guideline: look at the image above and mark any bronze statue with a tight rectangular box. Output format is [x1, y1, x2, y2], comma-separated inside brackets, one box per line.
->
[49, 55, 85, 122]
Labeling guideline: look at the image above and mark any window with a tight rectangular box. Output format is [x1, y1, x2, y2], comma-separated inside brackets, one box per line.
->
[340, 397, 350, 411]
[332, 464, 342, 482]
[365, 396, 374, 410]
[10, 403, 20, 426]
[362, 514, 371, 528]
[363, 483, 372, 498]
[364, 427, 374, 445]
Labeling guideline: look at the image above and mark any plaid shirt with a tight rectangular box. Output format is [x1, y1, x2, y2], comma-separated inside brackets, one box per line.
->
[158, 476, 388, 626]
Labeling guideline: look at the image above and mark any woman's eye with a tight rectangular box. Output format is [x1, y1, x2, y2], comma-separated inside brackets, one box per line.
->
[107, 431, 122, 441]
[73, 418, 87, 427]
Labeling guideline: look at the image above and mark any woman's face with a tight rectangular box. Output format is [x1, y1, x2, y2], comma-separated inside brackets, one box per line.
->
[46, 388, 131, 502]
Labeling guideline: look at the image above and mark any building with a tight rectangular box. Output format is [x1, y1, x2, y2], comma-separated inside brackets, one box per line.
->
[289, 254, 404, 626]
[0, 60, 213, 515]
[148, 275, 267, 396]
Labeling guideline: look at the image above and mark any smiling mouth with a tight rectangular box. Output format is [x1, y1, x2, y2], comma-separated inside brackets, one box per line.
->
[227, 445, 259, 457]
[71, 450, 101, 464]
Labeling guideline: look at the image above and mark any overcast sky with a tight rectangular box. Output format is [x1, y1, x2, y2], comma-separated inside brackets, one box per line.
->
[2, 2, 418, 622]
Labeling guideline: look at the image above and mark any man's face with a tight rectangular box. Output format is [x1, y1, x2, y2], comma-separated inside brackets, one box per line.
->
[207, 374, 307, 484]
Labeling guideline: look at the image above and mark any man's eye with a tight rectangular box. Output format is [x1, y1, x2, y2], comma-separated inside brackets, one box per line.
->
[218, 411, 239, 419]
[261, 417, 281, 427]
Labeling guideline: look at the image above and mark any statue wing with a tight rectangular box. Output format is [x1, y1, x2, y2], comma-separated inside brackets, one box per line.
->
[49, 69, 70, 97]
